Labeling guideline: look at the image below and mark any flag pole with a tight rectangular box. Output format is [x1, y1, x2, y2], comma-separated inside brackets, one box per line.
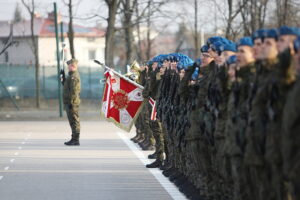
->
[94, 60, 144, 89]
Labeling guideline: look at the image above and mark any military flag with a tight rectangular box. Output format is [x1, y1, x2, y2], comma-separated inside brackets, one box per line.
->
[101, 68, 144, 132]
[149, 97, 157, 121]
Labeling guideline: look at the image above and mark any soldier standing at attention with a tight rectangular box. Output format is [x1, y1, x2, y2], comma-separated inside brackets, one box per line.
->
[63, 58, 81, 146]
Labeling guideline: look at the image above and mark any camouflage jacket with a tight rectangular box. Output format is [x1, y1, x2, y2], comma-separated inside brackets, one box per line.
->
[63, 70, 81, 106]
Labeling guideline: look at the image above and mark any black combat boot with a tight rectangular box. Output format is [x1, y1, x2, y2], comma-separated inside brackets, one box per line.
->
[64, 133, 80, 146]
[64, 139, 80, 146]
[146, 159, 163, 168]
[143, 144, 155, 151]
[148, 152, 157, 159]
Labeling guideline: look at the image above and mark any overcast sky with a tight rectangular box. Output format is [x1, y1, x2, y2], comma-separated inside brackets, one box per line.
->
[0, 0, 105, 27]
[0, 0, 219, 34]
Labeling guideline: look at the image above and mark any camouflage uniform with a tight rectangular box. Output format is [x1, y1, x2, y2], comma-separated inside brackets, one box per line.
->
[227, 63, 256, 200]
[63, 70, 81, 141]
[184, 61, 216, 197]
[212, 65, 232, 199]
[143, 69, 164, 163]
[281, 76, 300, 200]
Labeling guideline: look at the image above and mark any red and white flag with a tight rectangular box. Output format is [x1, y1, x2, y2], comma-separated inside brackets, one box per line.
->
[101, 69, 144, 132]
[149, 97, 157, 121]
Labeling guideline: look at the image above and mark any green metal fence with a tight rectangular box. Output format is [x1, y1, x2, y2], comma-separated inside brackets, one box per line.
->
[0, 64, 106, 99]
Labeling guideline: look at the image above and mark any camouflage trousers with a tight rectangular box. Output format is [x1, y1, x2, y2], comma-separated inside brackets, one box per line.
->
[150, 120, 164, 161]
[143, 103, 155, 145]
[65, 104, 80, 139]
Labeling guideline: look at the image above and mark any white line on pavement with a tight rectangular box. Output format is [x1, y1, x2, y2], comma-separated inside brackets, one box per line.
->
[4, 167, 9, 171]
[10, 159, 15, 163]
[0, 176, 3, 181]
[14, 152, 19, 156]
[116, 131, 187, 200]
[22, 142, 25, 145]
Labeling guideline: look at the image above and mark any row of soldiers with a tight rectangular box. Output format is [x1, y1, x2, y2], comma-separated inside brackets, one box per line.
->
[130, 26, 300, 200]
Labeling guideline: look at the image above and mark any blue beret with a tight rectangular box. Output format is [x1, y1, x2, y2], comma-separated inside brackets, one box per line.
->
[252, 29, 266, 41]
[263, 28, 278, 40]
[278, 26, 300, 36]
[200, 44, 209, 53]
[191, 67, 199, 80]
[294, 36, 300, 53]
[206, 36, 223, 46]
[220, 40, 237, 52]
[211, 41, 225, 53]
[147, 60, 153, 66]
[226, 55, 237, 65]
[237, 37, 253, 47]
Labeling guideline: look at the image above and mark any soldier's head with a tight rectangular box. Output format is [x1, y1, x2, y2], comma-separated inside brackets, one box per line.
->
[236, 37, 255, 67]
[226, 55, 237, 82]
[152, 61, 158, 71]
[170, 56, 178, 71]
[277, 26, 300, 54]
[200, 45, 213, 66]
[179, 68, 185, 80]
[66, 58, 78, 72]
[261, 29, 278, 60]
[252, 29, 265, 60]
[219, 40, 237, 66]
[162, 56, 171, 68]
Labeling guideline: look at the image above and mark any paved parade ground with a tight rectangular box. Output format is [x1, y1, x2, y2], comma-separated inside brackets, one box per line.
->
[0, 121, 186, 200]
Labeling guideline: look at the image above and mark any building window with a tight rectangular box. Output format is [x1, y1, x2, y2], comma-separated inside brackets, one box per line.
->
[87, 37, 95, 42]
[4, 52, 8, 63]
[88, 50, 96, 60]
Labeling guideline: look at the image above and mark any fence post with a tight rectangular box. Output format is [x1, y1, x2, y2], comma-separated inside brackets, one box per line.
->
[54, 2, 63, 117]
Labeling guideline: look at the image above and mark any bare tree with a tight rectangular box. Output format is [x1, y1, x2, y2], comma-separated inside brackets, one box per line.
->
[21, 0, 40, 108]
[240, 0, 269, 35]
[63, 0, 76, 59]
[13, 3, 24, 23]
[193, 0, 200, 58]
[104, 0, 120, 67]
[121, 0, 138, 65]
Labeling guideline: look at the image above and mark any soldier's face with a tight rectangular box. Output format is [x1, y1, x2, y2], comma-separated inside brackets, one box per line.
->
[253, 38, 263, 60]
[152, 62, 158, 71]
[216, 54, 225, 66]
[261, 38, 278, 60]
[221, 51, 235, 66]
[163, 60, 170, 68]
[295, 50, 300, 73]
[68, 64, 77, 71]
[228, 64, 236, 81]
[171, 62, 177, 70]
[237, 46, 255, 67]
[201, 53, 214, 66]
[277, 35, 296, 54]
[179, 69, 185, 80]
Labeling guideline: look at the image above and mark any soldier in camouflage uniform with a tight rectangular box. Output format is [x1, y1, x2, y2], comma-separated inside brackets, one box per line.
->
[263, 26, 298, 200]
[281, 36, 300, 200]
[138, 65, 155, 151]
[209, 39, 236, 200]
[63, 58, 81, 146]
[244, 29, 280, 200]
[143, 61, 165, 168]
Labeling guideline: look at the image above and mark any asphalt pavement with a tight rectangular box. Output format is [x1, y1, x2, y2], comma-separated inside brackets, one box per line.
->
[0, 121, 186, 200]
